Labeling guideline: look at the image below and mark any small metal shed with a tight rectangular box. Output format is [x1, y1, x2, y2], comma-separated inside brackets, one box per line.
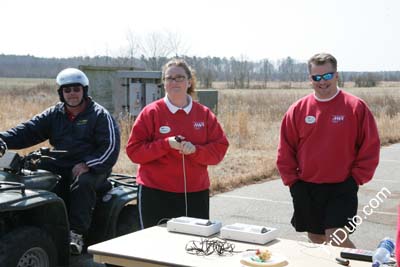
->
[80, 65, 163, 116]
[79, 65, 218, 116]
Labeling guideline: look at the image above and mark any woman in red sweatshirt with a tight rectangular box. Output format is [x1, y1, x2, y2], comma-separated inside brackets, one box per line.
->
[126, 59, 229, 229]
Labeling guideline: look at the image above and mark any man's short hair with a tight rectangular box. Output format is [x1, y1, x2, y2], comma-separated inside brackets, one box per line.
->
[308, 53, 337, 73]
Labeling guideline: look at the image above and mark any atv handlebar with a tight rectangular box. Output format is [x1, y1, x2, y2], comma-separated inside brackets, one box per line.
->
[0, 147, 68, 173]
[0, 139, 6, 158]
[21, 147, 68, 172]
[24, 148, 66, 162]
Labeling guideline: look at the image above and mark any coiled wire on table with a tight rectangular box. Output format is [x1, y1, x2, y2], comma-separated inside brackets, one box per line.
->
[185, 238, 237, 256]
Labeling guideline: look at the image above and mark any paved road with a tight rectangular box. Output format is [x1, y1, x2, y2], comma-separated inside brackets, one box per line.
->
[211, 143, 399, 250]
[73, 143, 400, 266]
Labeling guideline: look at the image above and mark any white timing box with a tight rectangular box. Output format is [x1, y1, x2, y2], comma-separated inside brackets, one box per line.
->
[167, 216, 222, 236]
[220, 223, 278, 244]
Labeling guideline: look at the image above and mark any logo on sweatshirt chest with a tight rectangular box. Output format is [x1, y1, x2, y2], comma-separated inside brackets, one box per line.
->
[193, 121, 205, 130]
[159, 126, 171, 134]
[331, 115, 345, 124]
[305, 116, 316, 124]
[76, 119, 88, 126]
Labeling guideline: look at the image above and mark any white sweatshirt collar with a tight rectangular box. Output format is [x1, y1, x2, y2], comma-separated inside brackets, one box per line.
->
[314, 88, 341, 102]
[164, 95, 193, 114]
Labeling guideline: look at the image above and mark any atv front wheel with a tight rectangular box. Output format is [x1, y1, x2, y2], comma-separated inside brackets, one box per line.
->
[0, 226, 57, 267]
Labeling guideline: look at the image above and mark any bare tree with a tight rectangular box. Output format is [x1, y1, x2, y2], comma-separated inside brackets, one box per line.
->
[166, 31, 189, 58]
[230, 55, 252, 89]
[261, 59, 273, 88]
[122, 30, 191, 70]
[125, 29, 141, 66]
[140, 32, 172, 70]
[278, 57, 295, 88]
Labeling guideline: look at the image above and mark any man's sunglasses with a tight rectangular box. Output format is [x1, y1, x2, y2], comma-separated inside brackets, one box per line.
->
[63, 87, 82, 93]
[311, 72, 335, 82]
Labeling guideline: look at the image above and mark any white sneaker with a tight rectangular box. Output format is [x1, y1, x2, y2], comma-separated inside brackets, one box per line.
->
[70, 230, 84, 255]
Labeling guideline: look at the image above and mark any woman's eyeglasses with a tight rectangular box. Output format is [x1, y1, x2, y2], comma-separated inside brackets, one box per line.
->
[164, 76, 187, 83]
[311, 72, 335, 82]
[63, 86, 82, 93]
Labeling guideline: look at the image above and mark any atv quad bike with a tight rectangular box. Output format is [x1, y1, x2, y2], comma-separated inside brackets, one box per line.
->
[0, 147, 139, 267]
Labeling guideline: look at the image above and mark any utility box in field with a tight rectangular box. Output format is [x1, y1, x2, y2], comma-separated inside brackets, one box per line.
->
[117, 70, 163, 116]
[79, 65, 218, 116]
[196, 89, 218, 115]
[79, 66, 127, 114]
[80, 66, 163, 115]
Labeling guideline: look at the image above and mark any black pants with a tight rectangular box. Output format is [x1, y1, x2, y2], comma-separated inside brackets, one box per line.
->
[138, 185, 210, 229]
[38, 161, 108, 235]
[289, 177, 359, 235]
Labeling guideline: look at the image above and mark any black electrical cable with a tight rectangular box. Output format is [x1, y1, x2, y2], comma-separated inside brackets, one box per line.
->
[185, 238, 248, 256]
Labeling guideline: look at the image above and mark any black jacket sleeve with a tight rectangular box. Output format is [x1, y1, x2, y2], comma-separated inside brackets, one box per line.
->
[0, 108, 52, 149]
[83, 111, 120, 174]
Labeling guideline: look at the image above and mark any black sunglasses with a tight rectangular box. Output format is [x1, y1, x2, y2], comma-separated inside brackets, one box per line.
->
[311, 72, 335, 82]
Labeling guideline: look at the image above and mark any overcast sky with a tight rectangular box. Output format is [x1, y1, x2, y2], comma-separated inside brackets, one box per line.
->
[2, 0, 399, 71]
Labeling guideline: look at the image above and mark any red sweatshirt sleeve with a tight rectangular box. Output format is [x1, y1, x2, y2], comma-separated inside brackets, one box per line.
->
[350, 102, 380, 185]
[126, 108, 171, 164]
[276, 106, 300, 186]
[396, 205, 400, 264]
[188, 110, 229, 165]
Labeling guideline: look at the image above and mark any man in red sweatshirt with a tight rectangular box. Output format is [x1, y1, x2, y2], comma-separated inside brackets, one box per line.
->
[276, 53, 380, 248]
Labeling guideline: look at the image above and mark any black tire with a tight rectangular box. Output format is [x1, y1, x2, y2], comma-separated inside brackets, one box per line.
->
[116, 205, 140, 236]
[0, 226, 57, 267]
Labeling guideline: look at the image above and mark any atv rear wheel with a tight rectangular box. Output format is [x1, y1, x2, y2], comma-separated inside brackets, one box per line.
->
[116, 205, 140, 236]
[0, 226, 57, 267]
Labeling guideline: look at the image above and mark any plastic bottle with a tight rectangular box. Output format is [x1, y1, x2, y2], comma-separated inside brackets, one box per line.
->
[372, 237, 395, 267]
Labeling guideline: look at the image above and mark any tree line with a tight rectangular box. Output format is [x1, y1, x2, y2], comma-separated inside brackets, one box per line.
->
[1, 54, 399, 88]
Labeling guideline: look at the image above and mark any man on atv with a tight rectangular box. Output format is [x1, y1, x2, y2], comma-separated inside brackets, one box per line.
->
[0, 68, 120, 255]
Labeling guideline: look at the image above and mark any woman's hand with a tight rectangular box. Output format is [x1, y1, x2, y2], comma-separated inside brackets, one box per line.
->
[168, 136, 183, 150]
[180, 141, 196, 155]
[168, 136, 196, 155]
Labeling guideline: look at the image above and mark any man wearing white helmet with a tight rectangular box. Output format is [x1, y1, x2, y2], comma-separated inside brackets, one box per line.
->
[0, 68, 120, 255]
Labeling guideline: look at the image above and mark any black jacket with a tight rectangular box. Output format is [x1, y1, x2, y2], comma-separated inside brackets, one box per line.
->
[0, 98, 120, 174]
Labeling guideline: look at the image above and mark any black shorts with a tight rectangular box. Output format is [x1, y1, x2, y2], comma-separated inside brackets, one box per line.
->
[289, 177, 359, 235]
[138, 185, 210, 229]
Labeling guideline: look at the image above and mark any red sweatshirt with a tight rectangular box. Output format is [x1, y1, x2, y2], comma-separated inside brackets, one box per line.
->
[396, 205, 400, 264]
[126, 98, 229, 193]
[276, 90, 380, 186]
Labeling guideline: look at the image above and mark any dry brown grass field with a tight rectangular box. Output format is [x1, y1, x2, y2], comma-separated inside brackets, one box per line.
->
[1, 77, 400, 194]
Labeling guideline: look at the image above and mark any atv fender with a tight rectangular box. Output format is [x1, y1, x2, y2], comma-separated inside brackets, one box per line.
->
[0, 189, 69, 266]
[88, 185, 138, 244]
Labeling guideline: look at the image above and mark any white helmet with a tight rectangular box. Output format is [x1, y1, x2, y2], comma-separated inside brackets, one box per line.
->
[56, 68, 89, 88]
[56, 68, 90, 104]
